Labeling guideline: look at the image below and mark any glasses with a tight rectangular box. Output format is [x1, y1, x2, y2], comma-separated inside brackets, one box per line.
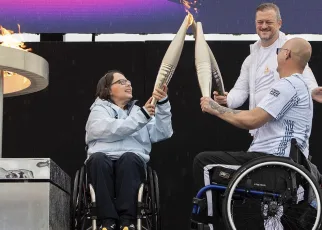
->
[111, 79, 131, 86]
[276, 48, 290, 55]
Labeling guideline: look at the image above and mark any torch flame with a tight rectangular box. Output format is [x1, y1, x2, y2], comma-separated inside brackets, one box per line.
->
[180, 1, 195, 29]
[181, 0, 199, 14]
[182, 0, 191, 10]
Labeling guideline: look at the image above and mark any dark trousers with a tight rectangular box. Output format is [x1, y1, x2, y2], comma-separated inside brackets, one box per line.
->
[87, 152, 146, 222]
[193, 151, 267, 229]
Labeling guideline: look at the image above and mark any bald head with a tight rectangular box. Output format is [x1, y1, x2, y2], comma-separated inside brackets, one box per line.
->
[283, 38, 312, 70]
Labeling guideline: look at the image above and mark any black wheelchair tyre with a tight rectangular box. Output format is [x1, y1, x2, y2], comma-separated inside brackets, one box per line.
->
[222, 156, 322, 230]
[147, 167, 161, 230]
[71, 169, 80, 229]
[77, 166, 85, 225]
[152, 170, 161, 230]
[72, 165, 90, 230]
[148, 167, 155, 214]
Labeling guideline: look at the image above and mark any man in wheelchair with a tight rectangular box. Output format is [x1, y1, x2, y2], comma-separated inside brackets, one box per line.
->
[85, 70, 173, 230]
[193, 38, 321, 229]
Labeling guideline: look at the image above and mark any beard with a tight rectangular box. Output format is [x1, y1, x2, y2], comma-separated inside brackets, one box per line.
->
[258, 29, 276, 41]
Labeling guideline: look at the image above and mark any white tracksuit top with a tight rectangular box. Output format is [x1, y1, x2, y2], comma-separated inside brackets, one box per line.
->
[227, 31, 318, 135]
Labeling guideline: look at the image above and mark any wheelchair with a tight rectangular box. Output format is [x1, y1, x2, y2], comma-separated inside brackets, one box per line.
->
[71, 164, 161, 230]
[191, 139, 322, 230]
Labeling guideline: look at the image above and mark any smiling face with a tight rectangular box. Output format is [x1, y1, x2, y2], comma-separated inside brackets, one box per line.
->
[255, 9, 282, 43]
[110, 72, 133, 102]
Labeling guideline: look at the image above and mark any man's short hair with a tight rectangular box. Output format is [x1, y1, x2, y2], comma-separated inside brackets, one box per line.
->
[256, 3, 282, 21]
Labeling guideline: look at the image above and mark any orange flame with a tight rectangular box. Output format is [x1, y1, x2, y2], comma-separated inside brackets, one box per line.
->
[182, 0, 191, 10]
[0, 24, 31, 52]
[181, 0, 199, 14]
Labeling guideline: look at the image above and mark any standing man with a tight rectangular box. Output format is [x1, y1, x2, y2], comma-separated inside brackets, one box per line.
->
[214, 3, 322, 135]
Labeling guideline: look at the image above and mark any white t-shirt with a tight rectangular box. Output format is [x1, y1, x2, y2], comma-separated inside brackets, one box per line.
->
[254, 42, 280, 106]
[248, 74, 313, 158]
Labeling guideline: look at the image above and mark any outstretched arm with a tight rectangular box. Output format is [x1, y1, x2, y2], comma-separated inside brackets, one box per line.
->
[146, 85, 173, 143]
[200, 97, 272, 130]
[201, 78, 300, 130]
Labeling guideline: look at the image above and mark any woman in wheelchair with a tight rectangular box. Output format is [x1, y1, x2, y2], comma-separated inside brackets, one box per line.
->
[85, 70, 173, 230]
[192, 38, 322, 229]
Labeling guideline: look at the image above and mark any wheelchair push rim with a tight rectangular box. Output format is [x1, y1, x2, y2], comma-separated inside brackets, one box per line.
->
[152, 170, 161, 230]
[222, 156, 322, 230]
[72, 166, 92, 230]
[71, 169, 80, 229]
[137, 167, 161, 230]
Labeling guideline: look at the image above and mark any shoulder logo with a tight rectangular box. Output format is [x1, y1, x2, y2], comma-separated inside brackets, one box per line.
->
[270, 88, 280, 97]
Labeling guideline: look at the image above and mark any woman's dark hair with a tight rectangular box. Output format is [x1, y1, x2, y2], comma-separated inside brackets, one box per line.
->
[95, 70, 124, 100]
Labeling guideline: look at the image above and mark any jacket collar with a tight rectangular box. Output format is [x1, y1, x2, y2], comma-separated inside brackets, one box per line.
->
[91, 97, 138, 115]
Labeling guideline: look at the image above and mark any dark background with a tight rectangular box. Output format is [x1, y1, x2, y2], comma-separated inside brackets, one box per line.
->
[3, 41, 322, 229]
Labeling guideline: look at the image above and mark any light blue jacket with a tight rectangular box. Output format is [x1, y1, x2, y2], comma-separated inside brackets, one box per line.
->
[85, 97, 173, 163]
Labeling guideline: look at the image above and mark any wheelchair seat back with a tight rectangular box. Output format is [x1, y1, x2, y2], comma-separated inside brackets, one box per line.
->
[289, 138, 310, 169]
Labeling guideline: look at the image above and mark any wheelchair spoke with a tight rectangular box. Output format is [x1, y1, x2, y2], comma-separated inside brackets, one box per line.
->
[231, 214, 264, 229]
[141, 215, 153, 230]
[282, 213, 313, 230]
[280, 214, 296, 230]
[284, 209, 316, 218]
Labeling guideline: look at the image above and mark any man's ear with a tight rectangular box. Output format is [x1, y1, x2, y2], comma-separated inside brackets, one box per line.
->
[286, 50, 291, 60]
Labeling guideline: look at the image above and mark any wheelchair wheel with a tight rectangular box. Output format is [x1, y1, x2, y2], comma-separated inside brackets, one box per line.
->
[72, 166, 91, 230]
[71, 169, 80, 229]
[137, 167, 160, 230]
[222, 156, 322, 230]
[152, 170, 161, 230]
